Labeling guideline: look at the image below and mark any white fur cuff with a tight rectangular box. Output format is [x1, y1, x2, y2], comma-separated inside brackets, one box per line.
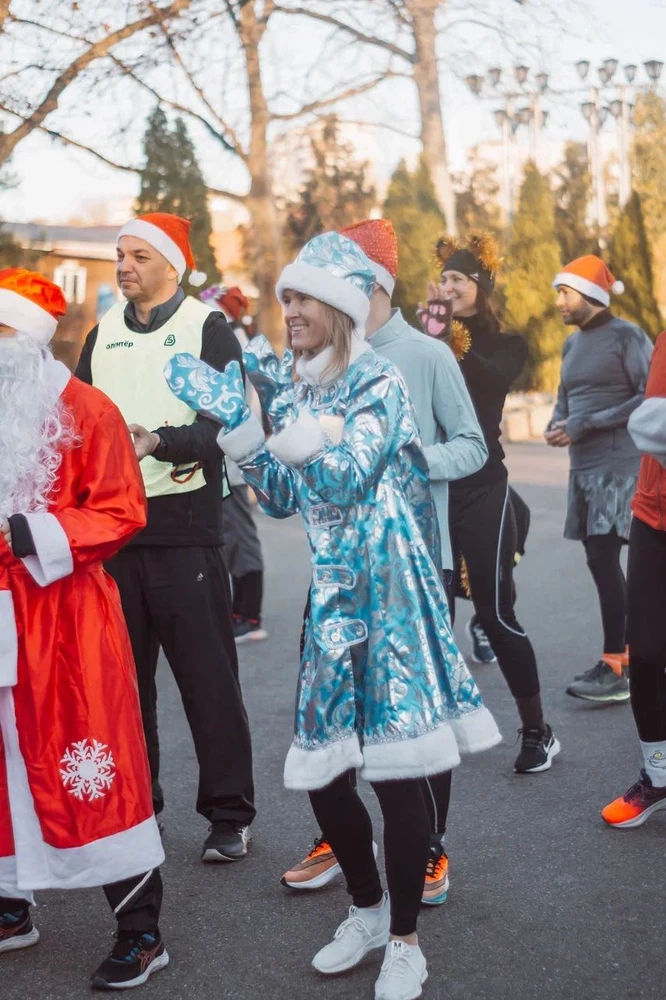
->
[22, 513, 73, 587]
[450, 706, 502, 754]
[268, 411, 327, 467]
[0, 591, 18, 687]
[361, 725, 461, 783]
[217, 413, 265, 464]
[284, 734, 364, 791]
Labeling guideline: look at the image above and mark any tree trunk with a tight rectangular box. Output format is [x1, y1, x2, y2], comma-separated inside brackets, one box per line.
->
[239, 4, 284, 349]
[408, 0, 457, 234]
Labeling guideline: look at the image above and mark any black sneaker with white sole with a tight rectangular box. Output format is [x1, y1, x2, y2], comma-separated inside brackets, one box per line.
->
[90, 929, 169, 990]
[514, 723, 561, 773]
[0, 908, 39, 954]
[566, 661, 630, 703]
[202, 822, 252, 862]
[466, 616, 497, 664]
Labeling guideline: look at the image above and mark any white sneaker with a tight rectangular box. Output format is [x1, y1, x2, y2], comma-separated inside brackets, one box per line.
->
[375, 940, 428, 1000]
[312, 891, 390, 974]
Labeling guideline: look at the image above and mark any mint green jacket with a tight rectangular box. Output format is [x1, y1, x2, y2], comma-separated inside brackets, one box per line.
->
[370, 310, 487, 570]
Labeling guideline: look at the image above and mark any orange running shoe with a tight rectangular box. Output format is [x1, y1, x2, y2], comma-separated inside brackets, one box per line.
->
[281, 838, 342, 890]
[602, 771, 666, 828]
[421, 846, 450, 906]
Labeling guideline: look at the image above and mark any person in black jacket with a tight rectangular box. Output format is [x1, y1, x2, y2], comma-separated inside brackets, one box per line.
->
[76, 212, 255, 862]
[420, 233, 560, 774]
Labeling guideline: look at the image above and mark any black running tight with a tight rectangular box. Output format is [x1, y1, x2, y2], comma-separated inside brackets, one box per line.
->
[309, 770, 430, 936]
[583, 529, 626, 655]
[626, 516, 666, 742]
[449, 478, 541, 701]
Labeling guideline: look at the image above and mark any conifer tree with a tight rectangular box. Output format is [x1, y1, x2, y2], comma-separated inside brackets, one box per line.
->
[608, 191, 662, 339]
[284, 117, 376, 258]
[502, 161, 564, 391]
[552, 142, 598, 263]
[135, 108, 220, 284]
[383, 156, 445, 327]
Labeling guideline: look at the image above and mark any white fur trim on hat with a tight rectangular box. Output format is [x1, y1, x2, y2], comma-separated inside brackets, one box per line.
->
[276, 262, 370, 329]
[369, 260, 395, 297]
[118, 219, 187, 280]
[188, 270, 207, 287]
[0, 289, 58, 344]
[553, 272, 610, 306]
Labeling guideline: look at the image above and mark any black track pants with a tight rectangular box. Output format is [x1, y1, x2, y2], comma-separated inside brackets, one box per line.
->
[582, 529, 626, 654]
[626, 516, 666, 742]
[106, 545, 255, 825]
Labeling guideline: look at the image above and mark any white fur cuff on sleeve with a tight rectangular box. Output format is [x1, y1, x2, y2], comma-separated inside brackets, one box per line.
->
[22, 513, 73, 586]
[267, 411, 327, 467]
[216, 413, 266, 464]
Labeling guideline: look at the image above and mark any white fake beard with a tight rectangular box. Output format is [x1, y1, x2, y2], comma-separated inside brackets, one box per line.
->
[0, 333, 74, 519]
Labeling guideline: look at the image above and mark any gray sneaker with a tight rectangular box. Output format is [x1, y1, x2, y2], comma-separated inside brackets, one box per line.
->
[566, 661, 630, 703]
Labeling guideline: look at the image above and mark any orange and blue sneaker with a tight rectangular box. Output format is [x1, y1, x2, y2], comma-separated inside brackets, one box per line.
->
[281, 837, 342, 890]
[601, 771, 666, 828]
[422, 845, 450, 906]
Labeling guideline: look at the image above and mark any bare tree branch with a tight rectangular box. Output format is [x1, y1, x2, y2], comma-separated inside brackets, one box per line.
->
[273, 4, 413, 62]
[270, 72, 404, 122]
[0, 0, 192, 165]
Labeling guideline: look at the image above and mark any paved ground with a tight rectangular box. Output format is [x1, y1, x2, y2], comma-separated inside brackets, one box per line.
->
[5, 442, 666, 1000]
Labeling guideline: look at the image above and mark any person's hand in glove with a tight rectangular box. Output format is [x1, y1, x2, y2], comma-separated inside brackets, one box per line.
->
[416, 281, 453, 340]
[242, 335, 296, 433]
[164, 354, 250, 432]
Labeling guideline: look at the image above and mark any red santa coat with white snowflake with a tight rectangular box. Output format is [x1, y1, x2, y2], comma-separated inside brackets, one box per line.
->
[0, 359, 164, 893]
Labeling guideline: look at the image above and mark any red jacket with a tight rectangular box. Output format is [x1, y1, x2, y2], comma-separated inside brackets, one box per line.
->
[631, 331, 666, 531]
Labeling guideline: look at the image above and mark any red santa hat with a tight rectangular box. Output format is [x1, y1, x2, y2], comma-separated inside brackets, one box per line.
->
[0, 268, 67, 345]
[339, 219, 398, 297]
[553, 255, 624, 308]
[117, 212, 207, 286]
[218, 287, 249, 322]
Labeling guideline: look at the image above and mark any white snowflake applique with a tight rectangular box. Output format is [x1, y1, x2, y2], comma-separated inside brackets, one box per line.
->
[59, 739, 116, 802]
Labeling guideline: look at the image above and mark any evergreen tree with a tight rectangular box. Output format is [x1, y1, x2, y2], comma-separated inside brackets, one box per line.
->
[135, 108, 220, 284]
[0, 165, 36, 268]
[455, 163, 502, 240]
[502, 161, 564, 392]
[552, 142, 598, 263]
[284, 117, 376, 258]
[633, 91, 666, 321]
[383, 156, 445, 328]
[608, 190, 662, 339]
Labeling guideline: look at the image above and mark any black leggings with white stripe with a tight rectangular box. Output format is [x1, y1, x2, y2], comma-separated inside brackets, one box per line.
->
[449, 476, 541, 701]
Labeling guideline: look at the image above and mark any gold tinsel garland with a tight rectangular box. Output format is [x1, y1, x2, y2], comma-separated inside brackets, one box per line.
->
[432, 231, 503, 284]
[449, 319, 471, 360]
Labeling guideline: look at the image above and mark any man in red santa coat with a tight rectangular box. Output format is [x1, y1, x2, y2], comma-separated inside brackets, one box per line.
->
[0, 269, 167, 990]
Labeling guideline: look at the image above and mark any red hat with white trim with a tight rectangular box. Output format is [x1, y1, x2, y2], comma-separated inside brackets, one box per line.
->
[0, 268, 67, 345]
[553, 255, 624, 308]
[340, 218, 398, 297]
[117, 212, 207, 286]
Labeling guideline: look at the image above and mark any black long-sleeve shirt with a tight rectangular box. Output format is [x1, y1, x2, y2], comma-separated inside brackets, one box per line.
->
[76, 290, 242, 546]
[451, 314, 528, 490]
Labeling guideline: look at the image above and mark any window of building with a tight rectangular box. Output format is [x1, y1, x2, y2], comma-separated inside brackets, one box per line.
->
[53, 260, 87, 305]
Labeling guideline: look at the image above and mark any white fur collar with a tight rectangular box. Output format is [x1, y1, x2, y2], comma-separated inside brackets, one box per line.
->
[295, 331, 370, 386]
[44, 353, 71, 396]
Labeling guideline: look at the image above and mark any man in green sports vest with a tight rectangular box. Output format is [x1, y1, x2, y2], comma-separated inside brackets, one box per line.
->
[76, 212, 255, 864]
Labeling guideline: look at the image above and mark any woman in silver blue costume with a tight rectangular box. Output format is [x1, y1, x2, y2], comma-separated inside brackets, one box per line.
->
[165, 232, 500, 1000]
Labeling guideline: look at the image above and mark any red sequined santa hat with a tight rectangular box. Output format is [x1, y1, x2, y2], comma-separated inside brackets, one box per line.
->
[117, 212, 207, 286]
[0, 268, 67, 344]
[339, 219, 398, 297]
[553, 255, 624, 307]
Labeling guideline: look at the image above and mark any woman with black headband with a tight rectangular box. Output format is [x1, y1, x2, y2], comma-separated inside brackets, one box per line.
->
[420, 234, 560, 774]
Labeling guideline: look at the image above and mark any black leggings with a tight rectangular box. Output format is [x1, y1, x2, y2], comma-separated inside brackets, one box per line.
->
[449, 478, 540, 701]
[309, 771, 430, 937]
[582, 529, 626, 654]
[627, 516, 666, 742]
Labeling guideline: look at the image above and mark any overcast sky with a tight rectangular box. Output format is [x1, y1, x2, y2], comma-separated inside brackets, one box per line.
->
[2, 0, 664, 225]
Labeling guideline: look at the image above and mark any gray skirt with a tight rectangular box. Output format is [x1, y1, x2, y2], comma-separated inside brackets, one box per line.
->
[564, 471, 637, 541]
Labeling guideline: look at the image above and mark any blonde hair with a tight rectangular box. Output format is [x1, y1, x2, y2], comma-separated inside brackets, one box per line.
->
[288, 301, 355, 383]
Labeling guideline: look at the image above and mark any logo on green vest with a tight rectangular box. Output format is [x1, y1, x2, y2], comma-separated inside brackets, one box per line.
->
[164, 334, 176, 347]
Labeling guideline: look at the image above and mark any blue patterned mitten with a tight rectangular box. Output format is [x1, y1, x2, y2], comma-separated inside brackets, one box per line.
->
[242, 335, 296, 433]
[164, 354, 250, 432]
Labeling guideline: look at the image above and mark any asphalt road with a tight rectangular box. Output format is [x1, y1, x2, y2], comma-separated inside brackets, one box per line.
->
[5, 442, 666, 1000]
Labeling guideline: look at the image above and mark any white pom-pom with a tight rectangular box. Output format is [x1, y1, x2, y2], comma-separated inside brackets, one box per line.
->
[189, 270, 207, 287]
[612, 280, 625, 295]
